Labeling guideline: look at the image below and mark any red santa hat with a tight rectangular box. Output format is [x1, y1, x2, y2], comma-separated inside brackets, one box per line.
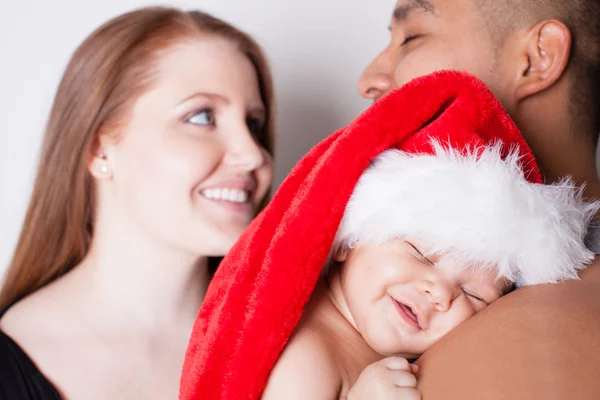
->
[179, 71, 598, 400]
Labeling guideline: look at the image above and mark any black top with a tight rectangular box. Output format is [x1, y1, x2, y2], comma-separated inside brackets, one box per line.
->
[0, 308, 62, 400]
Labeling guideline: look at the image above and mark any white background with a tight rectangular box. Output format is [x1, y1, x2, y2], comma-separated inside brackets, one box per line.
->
[0, 1, 396, 273]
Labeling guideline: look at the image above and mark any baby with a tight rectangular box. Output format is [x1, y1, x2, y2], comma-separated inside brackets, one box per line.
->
[262, 147, 598, 400]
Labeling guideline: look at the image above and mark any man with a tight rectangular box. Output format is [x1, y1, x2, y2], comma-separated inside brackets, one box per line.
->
[357, 0, 600, 398]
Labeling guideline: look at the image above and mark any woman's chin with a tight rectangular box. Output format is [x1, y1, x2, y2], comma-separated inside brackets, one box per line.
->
[191, 232, 244, 257]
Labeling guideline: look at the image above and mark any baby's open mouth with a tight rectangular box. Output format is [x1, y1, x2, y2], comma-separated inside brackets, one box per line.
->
[393, 298, 422, 330]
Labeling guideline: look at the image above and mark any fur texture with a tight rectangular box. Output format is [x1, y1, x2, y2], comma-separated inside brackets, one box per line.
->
[179, 71, 596, 400]
[334, 144, 599, 287]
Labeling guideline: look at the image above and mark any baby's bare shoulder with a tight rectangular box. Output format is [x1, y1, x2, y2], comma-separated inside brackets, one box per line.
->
[262, 322, 343, 400]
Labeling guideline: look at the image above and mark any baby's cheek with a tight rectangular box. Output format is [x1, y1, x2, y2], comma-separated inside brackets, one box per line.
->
[453, 302, 479, 326]
[435, 303, 477, 337]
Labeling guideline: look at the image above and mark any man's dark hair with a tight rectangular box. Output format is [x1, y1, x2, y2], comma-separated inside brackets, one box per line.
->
[474, 0, 600, 144]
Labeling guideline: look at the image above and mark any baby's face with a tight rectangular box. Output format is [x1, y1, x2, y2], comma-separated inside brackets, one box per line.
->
[334, 239, 511, 358]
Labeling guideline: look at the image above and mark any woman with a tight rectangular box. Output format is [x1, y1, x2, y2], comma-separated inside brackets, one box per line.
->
[0, 6, 275, 399]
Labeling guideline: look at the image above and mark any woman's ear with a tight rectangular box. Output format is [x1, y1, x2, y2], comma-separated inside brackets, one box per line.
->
[88, 136, 114, 180]
[514, 19, 571, 101]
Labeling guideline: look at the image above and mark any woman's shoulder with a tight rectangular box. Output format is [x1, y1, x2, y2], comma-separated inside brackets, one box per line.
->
[0, 310, 62, 400]
[0, 292, 59, 358]
[0, 282, 73, 351]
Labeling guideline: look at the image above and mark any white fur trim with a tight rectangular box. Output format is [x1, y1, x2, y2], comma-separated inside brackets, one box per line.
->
[334, 143, 600, 287]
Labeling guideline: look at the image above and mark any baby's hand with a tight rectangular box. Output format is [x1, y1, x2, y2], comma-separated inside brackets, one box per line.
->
[346, 357, 421, 400]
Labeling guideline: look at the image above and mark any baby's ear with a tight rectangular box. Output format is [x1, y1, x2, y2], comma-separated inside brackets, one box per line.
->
[333, 247, 349, 262]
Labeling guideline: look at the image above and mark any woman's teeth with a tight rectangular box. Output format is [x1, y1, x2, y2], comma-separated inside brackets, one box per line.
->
[201, 188, 249, 203]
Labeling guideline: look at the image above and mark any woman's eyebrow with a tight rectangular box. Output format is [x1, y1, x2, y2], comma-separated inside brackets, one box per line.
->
[177, 91, 230, 106]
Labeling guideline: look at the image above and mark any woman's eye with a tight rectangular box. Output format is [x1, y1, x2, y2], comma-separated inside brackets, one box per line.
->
[246, 117, 264, 135]
[187, 109, 215, 126]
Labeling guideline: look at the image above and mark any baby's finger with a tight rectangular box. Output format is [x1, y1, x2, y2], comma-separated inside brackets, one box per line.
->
[382, 357, 411, 371]
[410, 363, 420, 375]
[391, 370, 417, 388]
[395, 388, 422, 400]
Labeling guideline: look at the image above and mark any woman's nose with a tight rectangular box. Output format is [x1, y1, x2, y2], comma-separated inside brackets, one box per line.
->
[223, 127, 269, 172]
[357, 51, 394, 102]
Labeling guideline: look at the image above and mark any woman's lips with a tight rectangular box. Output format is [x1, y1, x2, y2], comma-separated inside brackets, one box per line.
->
[392, 298, 422, 330]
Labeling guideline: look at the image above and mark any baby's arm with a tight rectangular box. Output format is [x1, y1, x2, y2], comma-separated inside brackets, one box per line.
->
[262, 329, 342, 400]
[345, 357, 421, 400]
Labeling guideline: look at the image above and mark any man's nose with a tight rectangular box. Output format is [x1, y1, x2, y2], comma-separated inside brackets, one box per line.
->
[357, 50, 394, 102]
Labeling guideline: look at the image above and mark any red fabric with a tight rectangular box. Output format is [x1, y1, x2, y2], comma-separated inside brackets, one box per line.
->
[179, 71, 541, 400]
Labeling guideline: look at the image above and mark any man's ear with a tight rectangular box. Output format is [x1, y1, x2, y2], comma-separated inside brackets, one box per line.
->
[515, 19, 571, 101]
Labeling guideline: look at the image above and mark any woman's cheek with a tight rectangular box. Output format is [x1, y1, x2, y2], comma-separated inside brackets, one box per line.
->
[158, 139, 222, 184]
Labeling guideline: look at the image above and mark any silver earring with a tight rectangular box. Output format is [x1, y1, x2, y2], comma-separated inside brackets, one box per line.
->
[100, 165, 109, 174]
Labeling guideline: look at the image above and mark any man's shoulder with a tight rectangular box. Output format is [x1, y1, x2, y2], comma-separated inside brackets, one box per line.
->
[510, 256, 600, 311]
[579, 255, 600, 284]
[416, 262, 600, 400]
[480, 261, 600, 321]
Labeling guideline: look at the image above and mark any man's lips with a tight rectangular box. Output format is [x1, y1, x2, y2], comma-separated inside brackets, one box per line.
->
[392, 298, 423, 330]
